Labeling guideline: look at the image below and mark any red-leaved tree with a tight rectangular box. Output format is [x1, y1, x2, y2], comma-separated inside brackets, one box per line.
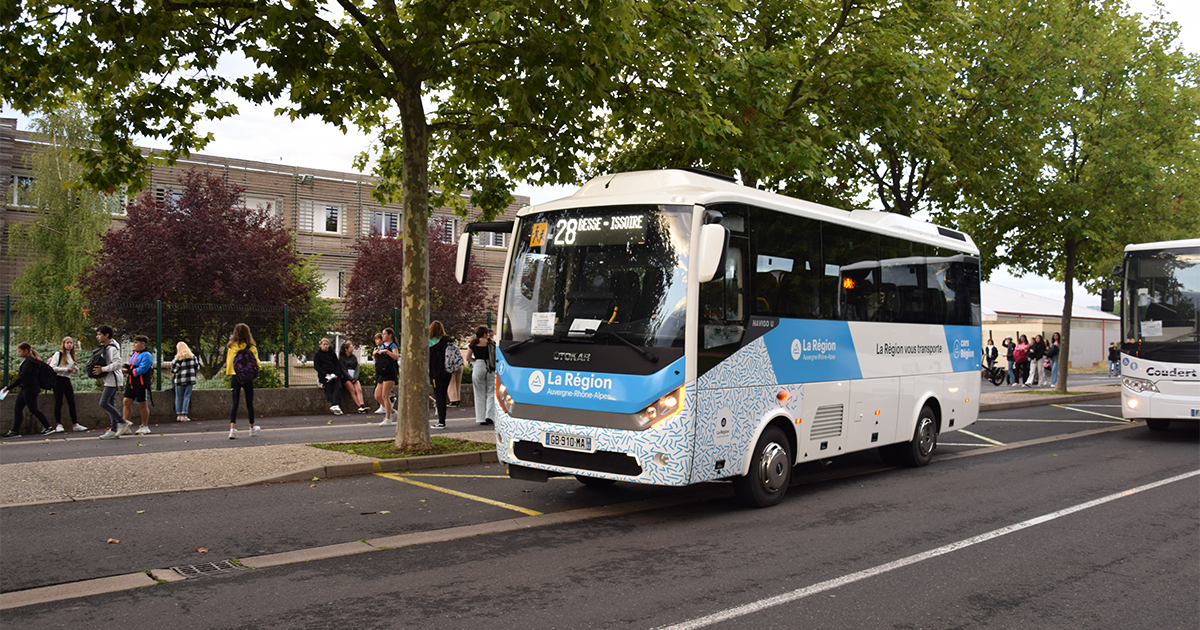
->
[342, 220, 490, 346]
[80, 170, 321, 378]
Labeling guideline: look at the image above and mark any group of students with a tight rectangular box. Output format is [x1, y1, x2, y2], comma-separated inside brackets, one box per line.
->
[2, 323, 261, 440]
[996, 332, 1061, 387]
[428, 322, 497, 429]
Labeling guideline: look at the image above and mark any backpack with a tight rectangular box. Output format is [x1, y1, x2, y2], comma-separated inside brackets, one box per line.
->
[1014, 345, 1028, 363]
[84, 343, 113, 379]
[232, 348, 259, 385]
[37, 360, 57, 391]
[444, 340, 464, 374]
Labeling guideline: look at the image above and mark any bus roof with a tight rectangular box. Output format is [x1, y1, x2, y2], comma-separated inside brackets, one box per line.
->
[520, 169, 979, 254]
[1124, 238, 1200, 253]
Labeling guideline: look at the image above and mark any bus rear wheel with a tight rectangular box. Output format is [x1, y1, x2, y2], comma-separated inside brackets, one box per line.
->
[888, 405, 938, 468]
[733, 426, 792, 508]
[1146, 419, 1171, 431]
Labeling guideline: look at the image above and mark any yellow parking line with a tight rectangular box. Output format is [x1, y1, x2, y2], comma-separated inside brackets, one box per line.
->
[401, 473, 509, 479]
[957, 430, 1005, 446]
[1051, 404, 1128, 421]
[375, 473, 543, 516]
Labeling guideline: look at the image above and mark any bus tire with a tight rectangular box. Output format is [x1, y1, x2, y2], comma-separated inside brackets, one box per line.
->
[575, 474, 617, 488]
[1146, 419, 1170, 431]
[894, 405, 938, 468]
[733, 426, 792, 508]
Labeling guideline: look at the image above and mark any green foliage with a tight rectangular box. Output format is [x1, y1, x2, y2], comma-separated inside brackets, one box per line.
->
[191, 363, 283, 390]
[357, 363, 376, 388]
[309, 436, 494, 459]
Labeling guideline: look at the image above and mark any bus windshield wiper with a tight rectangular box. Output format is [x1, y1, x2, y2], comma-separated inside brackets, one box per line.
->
[505, 336, 547, 353]
[592, 325, 658, 363]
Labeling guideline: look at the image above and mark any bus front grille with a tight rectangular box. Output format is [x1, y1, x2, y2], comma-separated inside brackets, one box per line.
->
[513, 441, 643, 477]
[809, 404, 844, 440]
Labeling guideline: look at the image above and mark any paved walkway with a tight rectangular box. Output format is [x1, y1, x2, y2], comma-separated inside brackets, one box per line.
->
[0, 384, 1120, 507]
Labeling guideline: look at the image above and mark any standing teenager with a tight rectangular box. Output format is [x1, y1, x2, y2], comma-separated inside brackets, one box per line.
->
[374, 328, 399, 426]
[1, 342, 55, 437]
[123, 335, 154, 435]
[172, 341, 199, 422]
[469, 326, 498, 426]
[49, 336, 86, 432]
[370, 333, 386, 414]
[93, 326, 125, 439]
[225, 323, 261, 439]
[428, 320, 454, 429]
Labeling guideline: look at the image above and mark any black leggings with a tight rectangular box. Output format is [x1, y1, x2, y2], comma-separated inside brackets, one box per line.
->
[432, 374, 451, 422]
[54, 376, 78, 424]
[13, 387, 52, 433]
[322, 379, 341, 407]
[230, 380, 255, 425]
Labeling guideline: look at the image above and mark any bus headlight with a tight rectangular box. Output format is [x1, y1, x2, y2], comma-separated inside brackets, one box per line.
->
[635, 386, 684, 428]
[496, 375, 514, 413]
[1122, 376, 1158, 394]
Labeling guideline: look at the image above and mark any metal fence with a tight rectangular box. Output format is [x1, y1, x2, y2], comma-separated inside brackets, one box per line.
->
[2, 295, 493, 391]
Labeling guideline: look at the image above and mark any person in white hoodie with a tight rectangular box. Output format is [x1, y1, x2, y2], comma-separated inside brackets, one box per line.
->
[48, 336, 88, 432]
[92, 326, 127, 439]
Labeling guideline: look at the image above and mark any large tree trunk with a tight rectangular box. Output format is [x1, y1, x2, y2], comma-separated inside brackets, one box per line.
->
[1057, 238, 1077, 393]
[396, 84, 435, 450]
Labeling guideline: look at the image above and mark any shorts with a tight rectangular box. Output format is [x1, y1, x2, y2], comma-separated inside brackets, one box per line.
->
[376, 372, 397, 384]
[124, 384, 148, 402]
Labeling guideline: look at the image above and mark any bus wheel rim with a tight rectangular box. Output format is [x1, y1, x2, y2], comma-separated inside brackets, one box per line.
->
[759, 442, 788, 493]
[917, 418, 935, 456]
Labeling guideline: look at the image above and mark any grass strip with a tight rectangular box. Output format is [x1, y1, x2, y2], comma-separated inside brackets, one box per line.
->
[309, 436, 495, 459]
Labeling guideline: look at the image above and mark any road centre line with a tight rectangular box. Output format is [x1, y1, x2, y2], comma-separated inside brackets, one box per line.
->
[658, 468, 1200, 630]
[957, 430, 1005, 446]
[1051, 404, 1128, 421]
[376, 472, 543, 516]
[977, 418, 1128, 424]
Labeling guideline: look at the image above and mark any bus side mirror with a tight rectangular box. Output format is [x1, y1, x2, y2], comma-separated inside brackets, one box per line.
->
[455, 233, 473, 284]
[698, 224, 729, 283]
[1100, 287, 1114, 313]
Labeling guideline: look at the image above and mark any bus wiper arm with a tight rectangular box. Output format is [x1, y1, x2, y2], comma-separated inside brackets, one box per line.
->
[593, 326, 658, 363]
[505, 337, 545, 353]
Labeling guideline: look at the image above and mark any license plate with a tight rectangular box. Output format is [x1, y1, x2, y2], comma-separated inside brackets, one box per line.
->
[543, 432, 593, 452]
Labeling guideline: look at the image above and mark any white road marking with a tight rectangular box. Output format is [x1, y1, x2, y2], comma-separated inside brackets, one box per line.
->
[1051, 404, 1128, 421]
[976, 418, 1127, 425]
[957, 429, 1005, 446]
[658, 469, 1200, 630]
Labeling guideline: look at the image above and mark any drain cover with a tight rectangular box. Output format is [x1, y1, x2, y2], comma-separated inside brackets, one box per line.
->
[170, 560, 250, 579]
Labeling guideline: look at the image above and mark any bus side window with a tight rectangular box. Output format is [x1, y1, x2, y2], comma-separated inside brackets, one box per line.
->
[701, 245, 747, 349]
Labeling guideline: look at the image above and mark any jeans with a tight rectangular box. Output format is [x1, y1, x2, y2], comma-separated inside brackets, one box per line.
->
[1050, 359, 1060, 386]
[175, 383, 194, 415]
[100, 386, 122, 430]
[471, 360, 497, 424]
[230, 379, 255, 425]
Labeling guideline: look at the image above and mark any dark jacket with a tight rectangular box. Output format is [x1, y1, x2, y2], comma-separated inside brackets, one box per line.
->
[314, 348, 348, 384]
[339, 353, 359, 382]
[429, 336, 451, 379]
[8, 356, 40, 392]
[1029, 340, 1045, 361]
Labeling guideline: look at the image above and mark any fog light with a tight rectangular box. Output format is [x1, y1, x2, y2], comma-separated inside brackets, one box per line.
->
[654, 453, 670, 466]
[1128, 399, 1139, 409]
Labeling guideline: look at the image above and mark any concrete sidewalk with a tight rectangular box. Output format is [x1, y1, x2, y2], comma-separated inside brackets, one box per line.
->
[0, 383, 1120, 507]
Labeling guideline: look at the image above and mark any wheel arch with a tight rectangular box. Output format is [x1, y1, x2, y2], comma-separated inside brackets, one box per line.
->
[736, 414, 797, 477]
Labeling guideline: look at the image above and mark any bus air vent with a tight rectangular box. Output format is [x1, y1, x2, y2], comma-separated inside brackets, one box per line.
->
[809, 405, 844, 440]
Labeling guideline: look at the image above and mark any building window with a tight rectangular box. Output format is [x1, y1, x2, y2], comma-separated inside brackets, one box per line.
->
[9, 176, 33, 207]
[475, 231, 507, 248]
[101, 188, 128, 215]
[315, 205, 341, 234]
[370, 211, 399, 237]
[338, 271, 347, 298]
[154, 188, 183, 207]
[431, 217, 456, 243]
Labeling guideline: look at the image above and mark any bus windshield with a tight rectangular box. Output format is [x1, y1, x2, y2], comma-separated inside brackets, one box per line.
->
[502, 205, 692, 348]
[1123, 244, 1200, 360]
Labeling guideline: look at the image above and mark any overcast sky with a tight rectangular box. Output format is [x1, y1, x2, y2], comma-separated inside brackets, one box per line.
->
[4, 0, 1195, 309]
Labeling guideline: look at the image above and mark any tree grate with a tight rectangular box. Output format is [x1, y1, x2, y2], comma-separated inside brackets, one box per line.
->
[170, 560, 250, 579]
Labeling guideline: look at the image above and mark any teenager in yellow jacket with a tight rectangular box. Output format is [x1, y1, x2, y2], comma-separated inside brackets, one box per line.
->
[225, 322, 261, 439]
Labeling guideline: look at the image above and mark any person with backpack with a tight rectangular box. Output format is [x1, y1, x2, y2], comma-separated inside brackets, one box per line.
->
[428, 320, 457, 429]
[374, 328, 399, 426]
[1013, 335, 1031, 387]
[225, 322, 261, 439]
[470, 326, 498, 426]
[92, 326, 126, 439]
[1, 342, 56, 437]
[171, 341, 200, 422]
[48, 336, 87, 433]
[122, 335, 154, 435]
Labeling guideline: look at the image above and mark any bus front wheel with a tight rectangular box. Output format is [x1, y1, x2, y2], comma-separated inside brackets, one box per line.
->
[733, 426, 792, 508]
[888, 406, 938, 468]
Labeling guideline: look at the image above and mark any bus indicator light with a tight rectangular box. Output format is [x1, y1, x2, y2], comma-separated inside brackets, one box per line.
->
[777, 391, 788, 402]
[842, 277, 856, 290]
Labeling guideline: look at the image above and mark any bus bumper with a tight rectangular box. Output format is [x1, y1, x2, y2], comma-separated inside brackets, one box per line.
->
[1122, 385, 1200, 421]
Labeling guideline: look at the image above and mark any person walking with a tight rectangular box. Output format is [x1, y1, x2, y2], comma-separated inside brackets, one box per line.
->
[469, 326, 498, 426]
[1003, 337, 1015, 385]
[225, 323, 261, 439]
[370, 333, 386, 414]
[339, 341, 368, 413]
[1108, 343, 1121, 376]
[314, 338, 349, 416]
[171, 341, 199, 422]
[428, 321, 456, 429]
[92, 326, 126, 439]
[49, 336, 87, 432]
[374, 328, 399, 426]
[122, 335, 154, 435]
[1, 342, 55, 437]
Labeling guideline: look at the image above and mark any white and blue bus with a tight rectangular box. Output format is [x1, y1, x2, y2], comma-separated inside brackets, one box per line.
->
[1116, 239, 1200, 430]
[459, 169, 982, 507]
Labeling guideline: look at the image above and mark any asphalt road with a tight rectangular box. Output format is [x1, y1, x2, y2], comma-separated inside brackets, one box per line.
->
[3, 399, 1196, 629]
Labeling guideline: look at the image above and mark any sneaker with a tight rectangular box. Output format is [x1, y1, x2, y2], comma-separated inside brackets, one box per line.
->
[72, 424, 88, 432]
[374, 405, 385, 414]
[357, 405, 368, 414]
[228, 429, 237, 440]
[2, 431, 19, 438]
[115, 420, 134, 437]
[54, 424, 66, 433]
[41, 426, 56, 435]
[432, 422, 446, 429]
[378, 418, 396, 426]
[99, 430, 119, 440]
[330, 405, 344, 416]
[135, 425, 151, 435]
[484, 418, 494, 425]
[250, 425, 261, 436]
